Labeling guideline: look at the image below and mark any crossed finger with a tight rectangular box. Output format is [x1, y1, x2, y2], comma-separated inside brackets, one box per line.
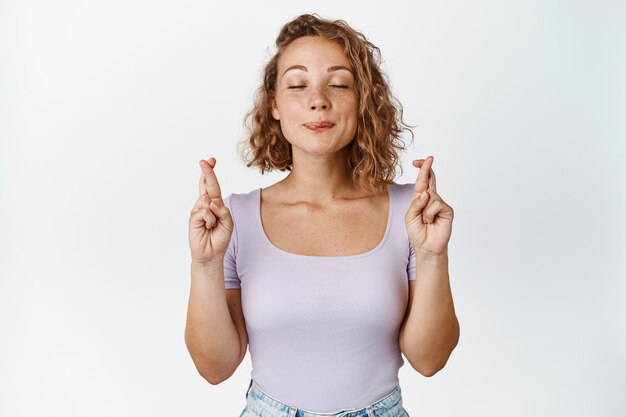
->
[413, 156, 437, 194]
[198, 157, 222, 200]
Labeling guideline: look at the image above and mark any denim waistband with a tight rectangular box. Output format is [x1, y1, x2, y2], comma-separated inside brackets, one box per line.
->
[244, 379, 406, 417]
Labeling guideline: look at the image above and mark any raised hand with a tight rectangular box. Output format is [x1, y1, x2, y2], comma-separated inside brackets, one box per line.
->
[404, 156, 454, 258]
[188, 157, 234, 265]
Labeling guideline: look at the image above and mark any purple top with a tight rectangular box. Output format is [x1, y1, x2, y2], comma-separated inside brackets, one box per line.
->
[223, 182, 417, 413]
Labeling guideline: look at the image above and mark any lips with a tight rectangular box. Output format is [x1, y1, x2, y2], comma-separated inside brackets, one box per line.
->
[304, 121, 335, 129]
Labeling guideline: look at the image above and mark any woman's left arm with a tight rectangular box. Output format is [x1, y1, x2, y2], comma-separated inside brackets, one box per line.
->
[400, 156, 460, 377]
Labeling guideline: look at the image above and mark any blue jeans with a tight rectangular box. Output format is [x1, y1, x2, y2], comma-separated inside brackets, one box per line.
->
[239, 379, 410, 417]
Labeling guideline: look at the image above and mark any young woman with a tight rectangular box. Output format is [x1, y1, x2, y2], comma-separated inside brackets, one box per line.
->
[186, 13, 459, 417]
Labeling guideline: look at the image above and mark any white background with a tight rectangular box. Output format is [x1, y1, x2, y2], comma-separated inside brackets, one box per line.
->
[1, 1, 625, 416]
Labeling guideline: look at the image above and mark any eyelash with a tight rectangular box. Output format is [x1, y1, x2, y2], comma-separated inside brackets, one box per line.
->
[288, 85, 348, 89]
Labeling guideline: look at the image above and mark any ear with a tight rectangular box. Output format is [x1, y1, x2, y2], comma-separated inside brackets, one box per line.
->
[271, 97, 280, 121]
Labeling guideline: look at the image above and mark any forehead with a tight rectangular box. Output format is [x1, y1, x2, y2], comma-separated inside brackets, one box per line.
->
[278, 36, 352, 73]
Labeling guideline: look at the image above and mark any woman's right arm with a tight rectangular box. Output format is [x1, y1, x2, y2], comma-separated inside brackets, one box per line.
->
[185, 258, 241, 384]
[185, 157, 241, 384]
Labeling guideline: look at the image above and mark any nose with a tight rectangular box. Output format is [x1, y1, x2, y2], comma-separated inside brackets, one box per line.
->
[308, 87, 330, 110]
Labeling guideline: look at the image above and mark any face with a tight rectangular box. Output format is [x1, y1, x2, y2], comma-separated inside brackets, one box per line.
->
[271, 36, 358, 157]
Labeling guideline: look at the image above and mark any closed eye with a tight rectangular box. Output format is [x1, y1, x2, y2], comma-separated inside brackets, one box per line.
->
[288, 85, 348, 89]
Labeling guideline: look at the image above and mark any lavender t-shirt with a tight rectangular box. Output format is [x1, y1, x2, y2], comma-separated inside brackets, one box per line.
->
[222, 182, 417, 413]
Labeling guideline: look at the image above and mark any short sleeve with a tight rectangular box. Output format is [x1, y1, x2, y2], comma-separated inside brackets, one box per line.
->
[222, 194, 241, 289]
[407, 240, 416, 281]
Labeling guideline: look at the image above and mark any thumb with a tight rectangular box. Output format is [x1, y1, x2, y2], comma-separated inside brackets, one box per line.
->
[406, 190, 430, 220]
[209, 199, 234, 230]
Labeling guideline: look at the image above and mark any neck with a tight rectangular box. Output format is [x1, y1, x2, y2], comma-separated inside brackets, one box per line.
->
[280, 150, 359, 203]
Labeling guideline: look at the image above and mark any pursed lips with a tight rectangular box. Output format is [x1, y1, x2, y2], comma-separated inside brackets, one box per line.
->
[304, 121, 335, 130]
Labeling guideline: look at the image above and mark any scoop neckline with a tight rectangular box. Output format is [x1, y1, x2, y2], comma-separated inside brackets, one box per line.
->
[255, 183, 395, 260]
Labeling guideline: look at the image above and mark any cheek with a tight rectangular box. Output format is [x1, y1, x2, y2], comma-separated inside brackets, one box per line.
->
[277, 96, 305, 117]
[336, 90, 357, 108]
[338, 97, 358, 120]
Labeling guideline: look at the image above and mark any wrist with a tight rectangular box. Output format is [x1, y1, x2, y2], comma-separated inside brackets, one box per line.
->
[191, 257, 224, 271]
[414, 249, 448, 266]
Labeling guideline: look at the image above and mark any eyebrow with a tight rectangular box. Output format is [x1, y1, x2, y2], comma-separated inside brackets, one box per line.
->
[282, 65, 353, 76]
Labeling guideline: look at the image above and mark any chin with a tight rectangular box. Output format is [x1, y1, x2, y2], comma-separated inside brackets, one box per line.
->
[293, 141, 339, 156]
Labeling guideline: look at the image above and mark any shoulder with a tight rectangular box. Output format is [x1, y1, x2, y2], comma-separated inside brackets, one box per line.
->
[223, 188, 259, 241]
[392, 181, 415, 199]
[223, 188, 259, 211]
[391, 182, 416, 210]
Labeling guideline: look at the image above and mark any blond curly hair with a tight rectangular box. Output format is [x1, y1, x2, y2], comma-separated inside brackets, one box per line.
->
[237, 13, 415, 193]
